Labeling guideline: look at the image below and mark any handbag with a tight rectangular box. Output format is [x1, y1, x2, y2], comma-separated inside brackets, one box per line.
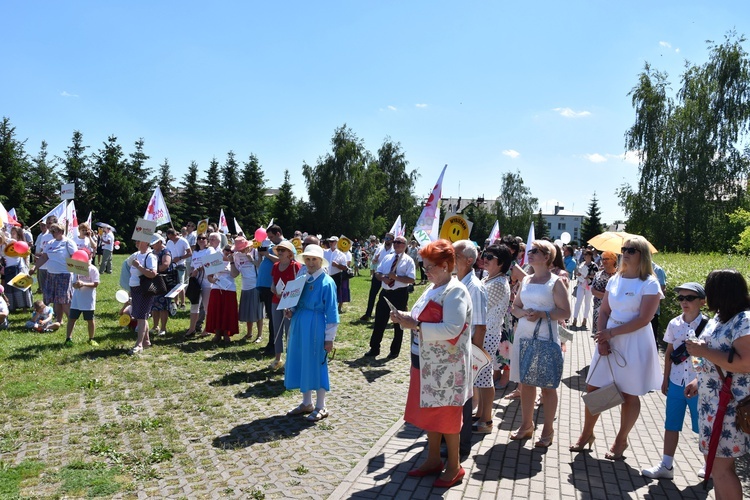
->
[518, 317, 564, 389]
[736, 395, 750, 434]
[582, 351, 625, 415]
[161, 269, 179, 289]
[140, 274, 168, 297]
[185, 275, 202, 303]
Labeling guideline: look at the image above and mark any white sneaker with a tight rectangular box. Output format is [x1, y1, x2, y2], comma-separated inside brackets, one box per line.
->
[698, 466, 706, 478]
[641, 462, 674, 479]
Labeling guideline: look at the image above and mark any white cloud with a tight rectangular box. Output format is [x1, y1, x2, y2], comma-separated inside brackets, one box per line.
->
[585, 153, 607, 163]
[659, 41, 672, 49]
[387, 105, 397, 111]
[675, 48, 680, 53]
[60, 91, 78, 98]
[553, 107, 591, 118]
[502, 149, 520, 159]
[415, 103, 428, 108]
[620, 150, 641, 165]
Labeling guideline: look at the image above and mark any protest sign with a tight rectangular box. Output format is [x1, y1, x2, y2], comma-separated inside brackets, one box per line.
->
[277, 274, 306, 309]
[132, 218, 156, 243]
[66, 258, 91, 275]
[61, 183, 75, 200]
[8, 273, 33, 291]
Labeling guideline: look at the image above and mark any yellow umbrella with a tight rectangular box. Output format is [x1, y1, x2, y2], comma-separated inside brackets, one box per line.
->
[587, 231, 658, 254]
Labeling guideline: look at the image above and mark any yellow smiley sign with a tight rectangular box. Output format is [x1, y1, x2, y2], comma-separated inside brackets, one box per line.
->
[291, 237, 303, 253]
[337, 236, 352, 252]
[118, 314, 132, 327]
[196, 219, 208, 235]
[439, 215, 472, 242]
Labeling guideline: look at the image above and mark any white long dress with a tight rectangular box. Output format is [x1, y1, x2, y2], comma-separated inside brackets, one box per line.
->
[586, 274, 662, 395]
[509, 274, 560, 383]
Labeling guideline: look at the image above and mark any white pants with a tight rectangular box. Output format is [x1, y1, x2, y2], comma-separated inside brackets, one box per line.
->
[573, 284, 592, 320]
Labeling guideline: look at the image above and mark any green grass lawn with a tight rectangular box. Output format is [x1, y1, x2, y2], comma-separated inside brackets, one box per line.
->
[0, 251, 744, 497]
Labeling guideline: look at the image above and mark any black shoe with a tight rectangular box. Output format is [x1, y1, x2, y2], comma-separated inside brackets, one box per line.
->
[363, 350, 379, 358]
[359, 315, 371, 322]
[386, 353, 399, 360]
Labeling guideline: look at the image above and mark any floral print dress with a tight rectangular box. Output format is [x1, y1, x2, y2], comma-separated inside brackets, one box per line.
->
[591, 269, 614, 334]
[484, 274, 511, 368]
[696, 311, 750, 458]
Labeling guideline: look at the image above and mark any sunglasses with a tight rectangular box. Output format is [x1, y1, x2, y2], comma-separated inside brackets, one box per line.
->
[527, 248, 544, 255]
[677, 295, 701, 302]
[620, 247, 640, 255]
[482, 253, 497, 261]
[197, 236, 207, 240]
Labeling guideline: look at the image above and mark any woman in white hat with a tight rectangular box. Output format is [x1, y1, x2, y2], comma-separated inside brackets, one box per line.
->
[284, 244, 339, 422]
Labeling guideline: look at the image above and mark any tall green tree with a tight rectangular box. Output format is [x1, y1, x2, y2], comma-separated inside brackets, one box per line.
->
[202, 158, 222, 222]
[176, 161, 204, 225]
[621, 34, 750, 252]
[58, 130, 93, 217]
[25, 141, 60, 225]
[0, 117, 30, 222]
[91, 136, 132, 237]
[535, 209, 548, 240]
[127, 138, 153, 219]
[461, 202, 496, 243]
[271, 170, 298, 231]
[581, 194, 605, 242]
[221, 151, 241, 221]
[237, 153, 267, 230]
[302, 125, 380, 237]
[371, 138, 419, 236]
[494, 170, 538, 238]
[156, 158, 177, 220]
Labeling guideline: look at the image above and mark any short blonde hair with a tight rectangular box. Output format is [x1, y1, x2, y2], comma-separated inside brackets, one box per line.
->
[532, 240, 556, 266]
[621, 236, 655, 280]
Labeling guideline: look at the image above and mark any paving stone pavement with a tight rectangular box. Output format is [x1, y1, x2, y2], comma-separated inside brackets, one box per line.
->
[332, 323, 750, 499]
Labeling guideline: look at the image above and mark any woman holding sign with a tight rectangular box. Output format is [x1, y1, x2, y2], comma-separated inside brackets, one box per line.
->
[284, 244, 339, 422]
[270, 241, 301, 370]
[389, 239, 472, 489]
[2, 229, 33, 312]
[127, 239, 158, 355]
[205, 237, 240, 344]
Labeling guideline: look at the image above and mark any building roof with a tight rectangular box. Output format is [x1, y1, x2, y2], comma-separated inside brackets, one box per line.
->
[540, 209, 586, 217]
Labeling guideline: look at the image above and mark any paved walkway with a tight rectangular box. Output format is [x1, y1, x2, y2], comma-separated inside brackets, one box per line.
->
[331, 326, 750, 499]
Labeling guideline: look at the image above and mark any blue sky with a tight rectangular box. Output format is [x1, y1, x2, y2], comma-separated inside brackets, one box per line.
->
[2, 1, 745, 227]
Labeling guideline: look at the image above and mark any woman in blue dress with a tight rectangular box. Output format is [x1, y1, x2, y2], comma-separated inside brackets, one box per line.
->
[284, 244, 340, 422]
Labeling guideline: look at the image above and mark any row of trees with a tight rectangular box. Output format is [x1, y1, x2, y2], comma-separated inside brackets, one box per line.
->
[619, 33, 750, 252]
[1, 117, 608, 245]
[0, 122, 425, 239]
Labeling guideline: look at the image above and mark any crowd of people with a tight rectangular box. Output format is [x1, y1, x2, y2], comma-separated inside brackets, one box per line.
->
[1, 218, 748, 494]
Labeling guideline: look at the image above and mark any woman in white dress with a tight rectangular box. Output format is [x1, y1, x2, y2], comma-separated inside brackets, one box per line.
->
[508, 240, 571, 447]
[571, 235, 662, 459]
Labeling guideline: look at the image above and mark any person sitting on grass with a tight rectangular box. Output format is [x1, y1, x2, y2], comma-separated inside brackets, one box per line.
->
[25, 299, 60, 332]
[65, 249, 100, 346]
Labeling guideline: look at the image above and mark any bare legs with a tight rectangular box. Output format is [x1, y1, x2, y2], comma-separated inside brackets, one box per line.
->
[513, 385, 557, 437]
[573, 385, 640, 456]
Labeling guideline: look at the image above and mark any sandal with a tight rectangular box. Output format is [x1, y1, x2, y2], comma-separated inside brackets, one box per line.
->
[287, 403, 314, 416]
[306, 407, 329, 421]
[504, 389, 521, 400]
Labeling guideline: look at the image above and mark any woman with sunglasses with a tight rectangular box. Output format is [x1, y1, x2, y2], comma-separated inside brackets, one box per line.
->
[185, 233, 213, 338]
[571, 236, 662, 459]
[389, 239, 473, 488]
[509, 240, 571, 447]
[284, 244, 339, 422]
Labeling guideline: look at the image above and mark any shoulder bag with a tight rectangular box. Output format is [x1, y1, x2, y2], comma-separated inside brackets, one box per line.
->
[582, 350, 626, 415]
[519, 316, 564, 389]
[139, 252, 168, 297]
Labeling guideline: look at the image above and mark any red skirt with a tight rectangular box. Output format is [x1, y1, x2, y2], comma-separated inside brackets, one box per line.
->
[206, 289, 239, 335]
[404, 367, 463, 434]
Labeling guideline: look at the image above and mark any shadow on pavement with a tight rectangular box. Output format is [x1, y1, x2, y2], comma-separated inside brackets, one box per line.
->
[212, 414, 314, 450]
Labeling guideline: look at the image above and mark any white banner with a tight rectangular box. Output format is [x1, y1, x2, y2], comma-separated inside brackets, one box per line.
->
[143, 186, 171, 227]
[219, 209, 229, 234]
[132, 218, 157, 243]
[413, 165, 446, 246]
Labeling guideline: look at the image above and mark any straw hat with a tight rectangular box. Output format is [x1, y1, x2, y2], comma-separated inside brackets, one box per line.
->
[295, 244, 329, 268]
[274, 240, 297, 255]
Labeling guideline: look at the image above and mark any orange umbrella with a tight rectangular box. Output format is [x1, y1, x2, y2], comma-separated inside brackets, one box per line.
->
[587, 231, 658, 255]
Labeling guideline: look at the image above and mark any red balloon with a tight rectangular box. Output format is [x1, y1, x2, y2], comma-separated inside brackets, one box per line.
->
[71, 250, 90, 263]
[254, 228, 267, 242]
[12, 240, 29, 254]
[114, 240, 120, 246]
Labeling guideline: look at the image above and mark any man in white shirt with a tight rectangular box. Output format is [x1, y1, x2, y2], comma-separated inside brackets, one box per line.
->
[324, 236, 349, 313]
[99, 226, 115, 274]
[166, 228, 193, 309]
[360, 233, 395, 321]
[34, 217, 57, 294]
[364, 235, 415, 359]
